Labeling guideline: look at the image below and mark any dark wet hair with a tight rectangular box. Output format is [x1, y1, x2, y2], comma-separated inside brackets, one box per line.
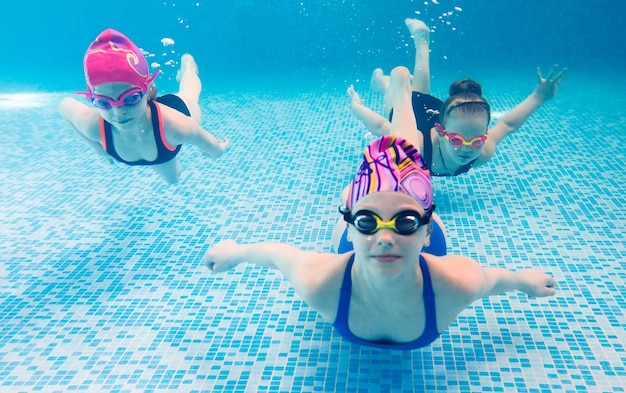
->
[440, 79, 491, 126]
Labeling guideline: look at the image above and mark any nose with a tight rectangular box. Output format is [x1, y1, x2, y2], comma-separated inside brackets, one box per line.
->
[111, 105, 127, 115]
[374, 228, 395, 247]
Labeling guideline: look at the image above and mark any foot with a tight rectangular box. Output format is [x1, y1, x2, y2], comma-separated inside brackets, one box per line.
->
[176, 54, 198, 82]
[370, 68, 390, 94]
[347, 85, 364, 108]
[405, 18, 430, 44]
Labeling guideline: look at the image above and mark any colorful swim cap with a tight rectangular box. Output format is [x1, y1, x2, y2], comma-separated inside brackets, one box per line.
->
[346, 135, 433, 211]
[83, 28, 159, 92]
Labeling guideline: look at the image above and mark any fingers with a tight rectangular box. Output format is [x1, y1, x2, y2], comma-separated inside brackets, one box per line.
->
[553, 67, 568, 84]
[545, 64, 559, 81]
[542, 277, 557, 296]
[203, 253, 215, 271]
[538, 64, 567, 85]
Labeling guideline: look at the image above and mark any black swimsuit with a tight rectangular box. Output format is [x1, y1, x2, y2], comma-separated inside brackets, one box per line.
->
[99, 94, 189, 166]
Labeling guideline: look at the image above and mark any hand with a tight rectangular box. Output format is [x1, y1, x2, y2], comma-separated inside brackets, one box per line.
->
[533, 64, 568, 102]
[202, 137, 229, 158]
[518, 269, 557, 297]
[219, 137, 229, 149]
[203, 240, 241, 273]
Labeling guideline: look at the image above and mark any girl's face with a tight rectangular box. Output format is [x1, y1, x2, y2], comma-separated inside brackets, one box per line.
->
[92, 82, 148, 130]
[439, 113, 489, 166]
[348, 192, 430, 277]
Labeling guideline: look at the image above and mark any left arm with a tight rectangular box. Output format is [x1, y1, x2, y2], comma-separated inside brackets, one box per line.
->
[475, 267, 557, 298]
[162, 106, 229, 159]
[477, 65, 567, 164]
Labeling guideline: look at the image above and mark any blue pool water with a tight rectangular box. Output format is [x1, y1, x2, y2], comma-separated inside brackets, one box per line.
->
[1, 1, 625, 392]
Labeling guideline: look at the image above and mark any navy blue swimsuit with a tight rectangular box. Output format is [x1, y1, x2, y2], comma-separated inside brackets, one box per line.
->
[332, 254, 440, 350]
[99, 94, 189, 166]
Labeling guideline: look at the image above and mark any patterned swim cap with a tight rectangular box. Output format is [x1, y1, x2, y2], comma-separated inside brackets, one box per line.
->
[346, 135, 433, 211]
[83, 29, 159, 92]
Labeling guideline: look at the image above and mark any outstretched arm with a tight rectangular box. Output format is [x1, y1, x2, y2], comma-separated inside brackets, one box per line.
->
[58, 97, 114, 163]
[163, 107, 229, 159]
[479, 65, 567, 162]
[203, 240, 343, 310]
[347, 85, 392, 137]
[204, 240, 318, 279]
[476, 267, 557, 298]
[190, 128, 229, 159]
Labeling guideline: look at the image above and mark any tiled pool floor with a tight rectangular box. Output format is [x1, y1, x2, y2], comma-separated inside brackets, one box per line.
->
[0, 70, 624, 392]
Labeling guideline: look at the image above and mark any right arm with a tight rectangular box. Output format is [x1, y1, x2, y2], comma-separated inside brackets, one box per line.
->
[203, 240, 341, 289]
[58, 97, 112, 162]
[204, 240, 315, 278]
[204, 240, 347, 321]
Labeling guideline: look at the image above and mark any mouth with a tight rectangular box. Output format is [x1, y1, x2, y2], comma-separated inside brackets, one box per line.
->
[115, 118, 132, 125]
[372, 255, 401, 263]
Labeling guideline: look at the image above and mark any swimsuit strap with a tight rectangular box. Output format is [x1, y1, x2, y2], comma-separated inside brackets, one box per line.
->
[336, 254, 355, 323]
[147, 99, 176, 152]
[418, 254, 439, 339]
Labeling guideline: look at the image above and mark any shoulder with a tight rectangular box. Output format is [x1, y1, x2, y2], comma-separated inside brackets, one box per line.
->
[473, 137, 498, 167]
[156, 102, 199, 139]
[422, 253, 485, 299]
[422, 253, 488, 329]
[58, 97, 102, 140]
[293, 252, 352, 321]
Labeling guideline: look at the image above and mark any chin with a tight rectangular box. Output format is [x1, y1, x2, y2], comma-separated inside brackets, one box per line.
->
[455, 155, 478, 165]
[113, 119, 135, 129]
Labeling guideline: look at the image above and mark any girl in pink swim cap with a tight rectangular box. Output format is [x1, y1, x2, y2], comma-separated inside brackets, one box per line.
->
[59, 28, 229, 184]
[201, 68, 556, 350]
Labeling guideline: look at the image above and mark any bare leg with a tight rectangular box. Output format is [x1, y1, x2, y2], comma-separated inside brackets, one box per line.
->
[387, 66, 423, 151]
[405, 18, 431, 93]
[152, 158, 182, 184]
[175, 54, 202, 123]
[370, 68, 389, 94]
[347, 85, 391, 136]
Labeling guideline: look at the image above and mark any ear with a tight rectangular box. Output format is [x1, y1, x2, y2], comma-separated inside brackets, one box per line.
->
[423, 221, 433, 247]
[148, 83, 157, 100]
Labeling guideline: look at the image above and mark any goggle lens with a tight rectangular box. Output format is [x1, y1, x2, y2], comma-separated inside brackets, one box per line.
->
[348, 209, 432, 235]
[90, 88, 145, 110]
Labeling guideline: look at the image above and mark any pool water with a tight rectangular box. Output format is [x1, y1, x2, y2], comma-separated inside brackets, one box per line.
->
[1, 67, 625, 392]
[1, 0, 625, 392]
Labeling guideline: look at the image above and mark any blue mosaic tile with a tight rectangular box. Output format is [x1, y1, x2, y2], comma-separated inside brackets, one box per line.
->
[0, 69, 625, 392]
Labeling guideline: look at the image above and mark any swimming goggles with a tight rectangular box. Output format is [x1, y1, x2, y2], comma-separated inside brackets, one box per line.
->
[341, 208, 434, 235]
[76, 87, 146, 110]
[435, 123, 487, 148]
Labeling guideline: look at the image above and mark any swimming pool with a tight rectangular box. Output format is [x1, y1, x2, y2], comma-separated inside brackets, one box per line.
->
[1, 1, 625, 392]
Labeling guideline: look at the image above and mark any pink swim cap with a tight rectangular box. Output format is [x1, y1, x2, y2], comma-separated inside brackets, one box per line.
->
[346, 135, 433, 211]
[83, 28, 159, 92]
